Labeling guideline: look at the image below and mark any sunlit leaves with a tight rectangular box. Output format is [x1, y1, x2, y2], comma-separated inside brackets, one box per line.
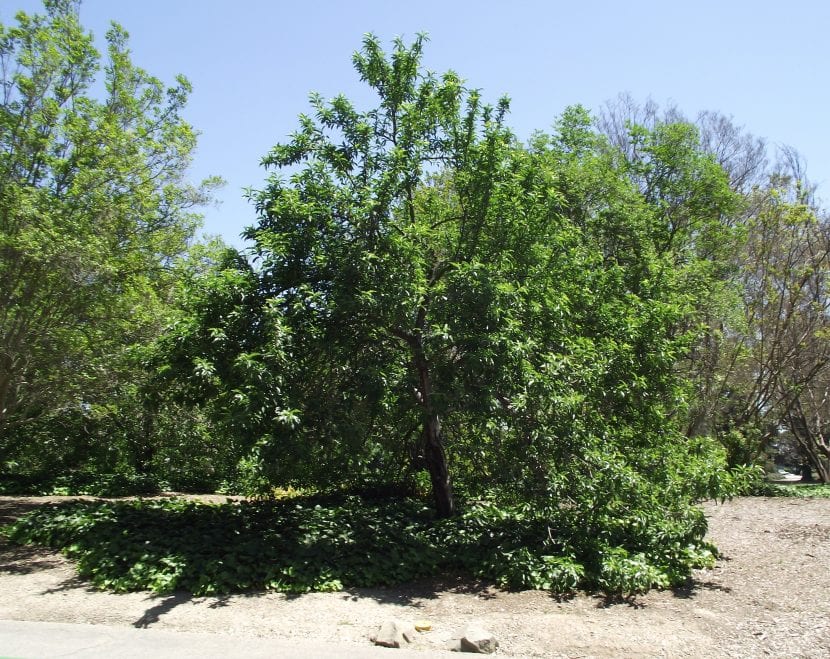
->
[0, 1, 216, 448]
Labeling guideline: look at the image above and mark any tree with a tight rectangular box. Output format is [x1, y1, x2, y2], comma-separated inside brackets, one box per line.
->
[597, 93, 768, 195]
[0, 0, 218, 461]
[730, 178, 830, 480]
[147, 240, 295, 491]
[143, 37, 754, 594]
[242, 34, 524, 515]
[595, 95, 830, 480]
[171, 35, 740, 523]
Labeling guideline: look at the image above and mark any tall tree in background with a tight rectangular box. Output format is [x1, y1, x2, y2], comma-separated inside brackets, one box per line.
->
[0, 0, 218, 461]
[734, 178, 830, 480]
[598, 96, 830, 481]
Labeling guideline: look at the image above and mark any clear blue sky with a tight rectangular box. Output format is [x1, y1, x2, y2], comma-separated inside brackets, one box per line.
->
[4, 0, 829, 246]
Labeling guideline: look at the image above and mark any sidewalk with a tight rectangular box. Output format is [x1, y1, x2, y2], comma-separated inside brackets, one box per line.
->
[0, 620, 456, 658]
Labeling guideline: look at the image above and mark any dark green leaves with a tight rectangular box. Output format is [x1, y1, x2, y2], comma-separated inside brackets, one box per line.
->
[5, 493, 718, 596]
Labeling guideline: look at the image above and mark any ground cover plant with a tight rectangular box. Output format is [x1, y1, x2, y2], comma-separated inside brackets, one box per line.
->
[752, 482, 830, 498]
[3, 494, 718, 597]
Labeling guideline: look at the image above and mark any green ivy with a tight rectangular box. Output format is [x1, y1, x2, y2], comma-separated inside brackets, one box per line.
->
[750, 482, 830, 499]
[4, 494, 721, 597]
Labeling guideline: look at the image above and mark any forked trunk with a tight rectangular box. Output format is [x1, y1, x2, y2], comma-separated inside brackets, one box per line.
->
[815, 456, 830, 484]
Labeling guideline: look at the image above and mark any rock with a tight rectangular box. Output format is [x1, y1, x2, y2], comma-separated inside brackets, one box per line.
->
[446, 638, 464, 652]
[458, 624, 499, 654]
[371, 619, 417, 648]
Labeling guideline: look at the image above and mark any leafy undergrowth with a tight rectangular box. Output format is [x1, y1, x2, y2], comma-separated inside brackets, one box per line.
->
[0, 471, 162, 497]
[753, 482, 830, 498]
[3, 495, 716, 597]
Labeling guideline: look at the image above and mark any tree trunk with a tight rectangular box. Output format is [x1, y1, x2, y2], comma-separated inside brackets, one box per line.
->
[814, 455, 830, 484]
[787, 408, 830, 484]
[133, 403, 157, 475]
[423, 411, 454, 517]
[413, 344, 455, 518]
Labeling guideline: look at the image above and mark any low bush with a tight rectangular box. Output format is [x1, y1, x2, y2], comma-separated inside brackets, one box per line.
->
[750, 482, 830, 499]
[0, 469, 161, 497]
[4, 494, 717, 597]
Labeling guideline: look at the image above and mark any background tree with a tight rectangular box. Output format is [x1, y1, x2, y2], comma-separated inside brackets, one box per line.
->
[597, 93, 769, 194]
[598, 96, 830, 480]
[729, 176, 830, 479]
[146, 240, 295, 492]
[0, 0, 219, 478]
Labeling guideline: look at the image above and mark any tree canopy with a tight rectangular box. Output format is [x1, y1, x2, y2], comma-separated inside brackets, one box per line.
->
[0, 0, 219, 476]
[159, 36, 748, 533]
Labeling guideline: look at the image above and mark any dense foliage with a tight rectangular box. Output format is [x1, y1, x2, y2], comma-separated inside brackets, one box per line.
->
[157, 37, 749, 511]
[4, 495, 718, 596]
[598, 96, 830, 482]
[0, 0, 220, 488]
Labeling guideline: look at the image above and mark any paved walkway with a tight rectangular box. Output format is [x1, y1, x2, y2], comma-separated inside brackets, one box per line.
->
[0, 620, 455, 658]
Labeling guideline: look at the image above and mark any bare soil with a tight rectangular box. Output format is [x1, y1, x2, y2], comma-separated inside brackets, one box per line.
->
[1, 495, 828, 658]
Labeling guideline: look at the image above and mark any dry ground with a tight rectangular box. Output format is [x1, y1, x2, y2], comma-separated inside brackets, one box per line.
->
[1, 495, 828, 658]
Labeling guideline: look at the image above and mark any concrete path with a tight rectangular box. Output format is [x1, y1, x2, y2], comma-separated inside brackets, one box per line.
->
[0, 620, 457, 658]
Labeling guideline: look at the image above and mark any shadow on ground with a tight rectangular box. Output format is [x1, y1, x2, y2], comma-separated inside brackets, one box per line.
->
[0, 543, 64, 575]
[133, 593, 195, 628]
[671, 580, 732, 599]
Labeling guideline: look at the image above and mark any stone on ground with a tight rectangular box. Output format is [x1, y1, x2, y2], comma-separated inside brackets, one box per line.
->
[457, 624, 499, 654]
[371, 619, 417, 648]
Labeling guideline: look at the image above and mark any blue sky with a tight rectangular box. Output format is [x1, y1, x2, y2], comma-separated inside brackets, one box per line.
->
[4, 0, 829, 246]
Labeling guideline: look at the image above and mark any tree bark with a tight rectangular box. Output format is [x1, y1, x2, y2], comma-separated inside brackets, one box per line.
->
[413, 342, 455, 518]
[423, 410, 454, 517]
[787, 408, 830, 483]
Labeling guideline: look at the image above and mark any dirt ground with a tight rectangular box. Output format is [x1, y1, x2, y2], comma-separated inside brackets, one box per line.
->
[1, 495, 828, 658]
